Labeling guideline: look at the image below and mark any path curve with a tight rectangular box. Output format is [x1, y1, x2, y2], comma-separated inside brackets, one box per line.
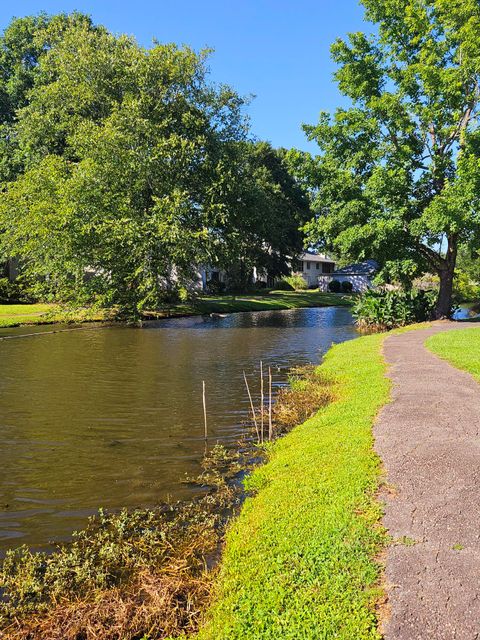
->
[375, 321, 480, 640]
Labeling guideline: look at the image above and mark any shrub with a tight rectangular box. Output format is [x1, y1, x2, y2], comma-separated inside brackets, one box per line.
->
[205, 280, 226, 295]
[276, 279, 294, 291]
[341, 280, 353, 293]
[328, 279, 341, 293]
[453, 270, 480, 302]
[353, 288, 437, 329]
[0, 277, 32, 303]
[282, 275, 308, 291]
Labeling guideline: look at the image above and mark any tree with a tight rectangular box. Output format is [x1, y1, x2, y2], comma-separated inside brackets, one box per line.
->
[214, 142, 311, 290]
[0, 14, 308, 316]
[0, 17, 249, 315]
[296, 0, 480, 318]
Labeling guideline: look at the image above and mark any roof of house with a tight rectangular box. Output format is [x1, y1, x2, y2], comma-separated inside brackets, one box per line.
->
[299, 251, 334, 263]
[333, 259, 379, 276]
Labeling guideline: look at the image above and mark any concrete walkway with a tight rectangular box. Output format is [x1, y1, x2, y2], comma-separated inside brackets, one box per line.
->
[375, 322, 480, 640]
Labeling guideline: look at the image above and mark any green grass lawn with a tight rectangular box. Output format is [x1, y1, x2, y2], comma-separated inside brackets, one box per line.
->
[196, 331, 391, 640]
[426, 327, 480, 380]
[0, 303, 107, 328]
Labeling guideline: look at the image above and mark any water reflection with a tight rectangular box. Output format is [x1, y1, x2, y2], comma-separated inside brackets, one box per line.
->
[0, 306, 356, 552]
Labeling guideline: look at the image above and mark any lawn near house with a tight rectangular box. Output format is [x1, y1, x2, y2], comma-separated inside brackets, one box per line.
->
[0, 291, 352, 328]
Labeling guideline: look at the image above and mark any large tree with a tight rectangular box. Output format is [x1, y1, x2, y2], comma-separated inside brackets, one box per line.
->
[295, 0, 480, 317]
[0, 15, 306, 315]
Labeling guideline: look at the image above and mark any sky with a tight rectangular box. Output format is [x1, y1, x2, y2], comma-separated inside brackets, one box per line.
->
[1, 1, 370, 152]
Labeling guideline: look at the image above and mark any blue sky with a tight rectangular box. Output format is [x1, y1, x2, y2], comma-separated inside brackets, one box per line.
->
[1, 1, 370, 151]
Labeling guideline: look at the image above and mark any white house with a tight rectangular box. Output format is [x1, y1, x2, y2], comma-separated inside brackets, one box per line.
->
[291, 252, 336, 288]
[318, 260, 379, 293]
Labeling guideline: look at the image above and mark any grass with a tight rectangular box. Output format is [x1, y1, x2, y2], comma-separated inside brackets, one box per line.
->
[0, 291, 351, 328]
[0, 304, 108, 328]
[196, 331, 392, 640]
[426, 326, 480, 380]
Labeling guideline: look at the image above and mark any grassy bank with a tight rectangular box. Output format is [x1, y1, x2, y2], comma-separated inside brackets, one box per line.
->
[0, 291, 351, 328]
[142, 290, 351, 319]
[426, 326, 480, 379]
[197, 332, 391, 640]
[0, 304, 108, 328]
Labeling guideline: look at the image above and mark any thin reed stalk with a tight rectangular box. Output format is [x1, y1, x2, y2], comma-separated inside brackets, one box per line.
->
[268, 366, 273, 441]
[202, 380, 208, 440]
[260, 361, 264, 444]
[243, 370, 259, 442]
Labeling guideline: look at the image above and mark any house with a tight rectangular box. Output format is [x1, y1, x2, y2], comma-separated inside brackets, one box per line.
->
[291, 252, 336, 288]
[318, 259, 379, 293]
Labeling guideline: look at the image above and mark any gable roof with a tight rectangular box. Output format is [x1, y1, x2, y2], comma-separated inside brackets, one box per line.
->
[299, 251, 334, 263]
[333, 259, 379, 276]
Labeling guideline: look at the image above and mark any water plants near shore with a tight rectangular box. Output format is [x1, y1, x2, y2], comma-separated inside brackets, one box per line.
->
[197, 332, 390, 640]
[0, 367, 335, 639]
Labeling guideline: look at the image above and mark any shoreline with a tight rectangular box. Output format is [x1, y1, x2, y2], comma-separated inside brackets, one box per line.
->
[0, 291, 352, 330]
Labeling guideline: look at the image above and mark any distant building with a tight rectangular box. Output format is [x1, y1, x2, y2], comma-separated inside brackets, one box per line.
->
[291, 252, 336, 288]
[318, 259, 379, 293]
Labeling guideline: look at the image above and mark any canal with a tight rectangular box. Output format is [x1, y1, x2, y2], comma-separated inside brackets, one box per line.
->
[0, 306, 356, 552]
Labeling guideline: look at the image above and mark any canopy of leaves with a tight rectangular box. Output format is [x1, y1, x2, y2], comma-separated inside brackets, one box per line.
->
[0, 14, 308, 316]
[292, 0, 480, 315]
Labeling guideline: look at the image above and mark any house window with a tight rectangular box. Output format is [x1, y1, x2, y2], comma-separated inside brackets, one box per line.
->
[306, 262, 311, 270]
[322, 263, 334, 274]
[210, 271, 220, 282]
[316, 262, 320, 270]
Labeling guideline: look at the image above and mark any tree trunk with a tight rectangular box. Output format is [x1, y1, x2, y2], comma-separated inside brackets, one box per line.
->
[435, 234, 458, 319]
[436, 267, 455, 319]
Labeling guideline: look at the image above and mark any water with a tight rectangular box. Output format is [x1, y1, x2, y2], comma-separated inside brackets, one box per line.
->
[0, 306, 356, 553]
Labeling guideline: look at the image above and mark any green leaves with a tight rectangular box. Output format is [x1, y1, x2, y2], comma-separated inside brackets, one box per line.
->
[0, 14, 309, 316]
[296, 0, 480, 316]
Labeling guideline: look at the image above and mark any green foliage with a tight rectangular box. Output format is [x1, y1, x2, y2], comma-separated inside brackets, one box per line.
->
[282, 274, 308, 290]
[453, 269, 480, 302]
[198, 332, 391, 639]
[328, 279, 341, 293]
[275, 279, 294, 291]
[0, 277, 31, 303]
[291, 0, 480, 318]
[205, 279, 226, 295]
[353, 288, 437, 329]
[0, 15, 309, 318]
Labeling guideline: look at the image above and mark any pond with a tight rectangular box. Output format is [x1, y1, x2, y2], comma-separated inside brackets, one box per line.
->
[0, 306, 356, 553]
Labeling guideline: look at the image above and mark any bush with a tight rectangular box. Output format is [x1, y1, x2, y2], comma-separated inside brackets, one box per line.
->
[0, 277, 32, 303]
[328, 279, 341, 293]
[341, 280, 353, 293]
[282, 275, 308, 291]
[205, 280, 226, 295]
[453, 270, 480, 302]
[276, 279, 294, 291]
[353, 288, 437, 329]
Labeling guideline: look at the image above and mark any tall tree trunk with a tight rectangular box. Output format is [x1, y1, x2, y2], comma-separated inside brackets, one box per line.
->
[435, 234, 458, 319]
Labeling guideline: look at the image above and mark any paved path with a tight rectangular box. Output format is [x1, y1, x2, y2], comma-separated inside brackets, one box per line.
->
[375, 322, 480, 640]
